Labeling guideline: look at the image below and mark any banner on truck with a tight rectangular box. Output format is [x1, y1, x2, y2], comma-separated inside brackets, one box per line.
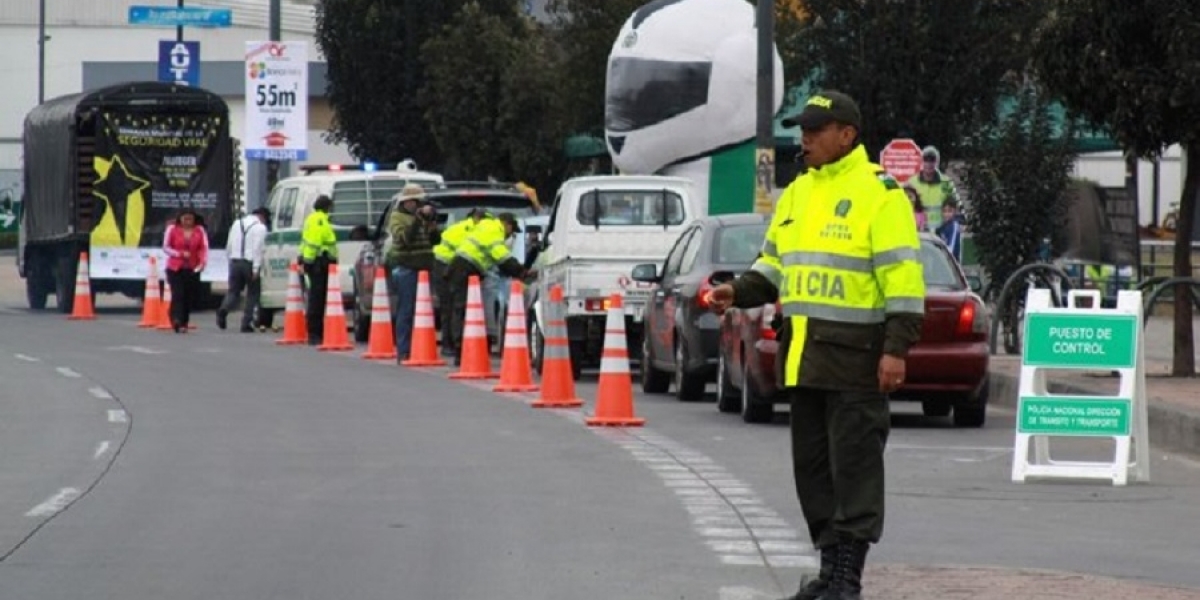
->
[244, 41, 308, 161]
[89, 110, 232, 279]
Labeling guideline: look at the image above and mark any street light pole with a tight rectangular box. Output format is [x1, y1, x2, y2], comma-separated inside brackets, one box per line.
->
[265, 0, 283, 196]
[37, 0, 46, 104]
[753, 0, 775, 214]
[176, 0, 184, 43]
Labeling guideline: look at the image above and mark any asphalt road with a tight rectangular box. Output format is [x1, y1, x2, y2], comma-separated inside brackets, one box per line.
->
[3, 263, 1200, 599]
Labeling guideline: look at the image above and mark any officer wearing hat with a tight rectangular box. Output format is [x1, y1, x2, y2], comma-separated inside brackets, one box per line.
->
[708, 90, 925, 600]
[386, 184, 437, 362]
[444, 211, 530, 364]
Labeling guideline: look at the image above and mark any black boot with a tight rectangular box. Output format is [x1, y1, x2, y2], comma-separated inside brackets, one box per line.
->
[779, 545, 835, 600]
[815, 541, 869, 600]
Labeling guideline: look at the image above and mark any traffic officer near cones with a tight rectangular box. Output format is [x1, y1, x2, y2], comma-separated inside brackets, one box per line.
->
[444, 212, 531, 364]
[708, 91, 925, 600]
[300, 195, 338, 345]
[432, 208, 490, 356]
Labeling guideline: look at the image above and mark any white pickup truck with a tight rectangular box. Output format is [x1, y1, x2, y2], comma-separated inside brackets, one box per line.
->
[528, 175, 706, 378]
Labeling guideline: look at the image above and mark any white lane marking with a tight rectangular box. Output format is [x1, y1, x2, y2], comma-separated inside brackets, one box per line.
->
[88, 387, 113, 400]
[718, 585, 775, 600]
[14, 354, 41, 362]
[94, 441, 111, 460]
[888, 444, 1012, 452]
[108, 409, 128, 423]
[26, 488, 80, 518]
[56, 367, 81, 378]
[105, 345, 167, 355]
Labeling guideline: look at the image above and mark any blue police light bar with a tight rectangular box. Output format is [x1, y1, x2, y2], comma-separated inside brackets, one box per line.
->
[362, 162, 378, 172]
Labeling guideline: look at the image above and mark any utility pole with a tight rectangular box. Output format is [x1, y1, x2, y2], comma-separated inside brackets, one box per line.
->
[37, 0, 46, 103]
[753, 0, 775, 214]
[266, 0, 283, 196]
[176, 0, 184, 42]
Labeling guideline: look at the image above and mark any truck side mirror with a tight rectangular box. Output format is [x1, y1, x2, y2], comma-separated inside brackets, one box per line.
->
[631, 263, 659, 283]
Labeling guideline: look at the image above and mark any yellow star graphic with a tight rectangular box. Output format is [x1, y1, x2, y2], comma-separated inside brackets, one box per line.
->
[91, 154, 151, 248]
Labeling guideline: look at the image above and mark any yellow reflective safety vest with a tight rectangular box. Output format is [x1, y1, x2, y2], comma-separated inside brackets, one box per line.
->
[300, 210, 337, 262]
[455, 216, 513, 271]
[434, 218, 476, 264]
[751, 145, 925, 387]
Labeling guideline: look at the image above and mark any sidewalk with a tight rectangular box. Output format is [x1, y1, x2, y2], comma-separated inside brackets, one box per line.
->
[866, 564, 1200, 599]
[987, 315, 1200, 457]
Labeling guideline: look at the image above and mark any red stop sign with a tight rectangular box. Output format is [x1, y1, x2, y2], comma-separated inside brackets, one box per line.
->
[880, 138, 923, 183]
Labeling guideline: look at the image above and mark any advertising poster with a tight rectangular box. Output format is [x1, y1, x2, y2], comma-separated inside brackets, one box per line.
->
[244, 41, 308, 161]
[90, 110, 232, 281]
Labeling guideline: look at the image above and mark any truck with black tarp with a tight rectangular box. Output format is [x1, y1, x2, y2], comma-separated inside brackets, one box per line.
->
[19, 81, 234, 312]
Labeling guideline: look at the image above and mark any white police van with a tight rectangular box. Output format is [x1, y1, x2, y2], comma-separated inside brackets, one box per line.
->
[257, 160, 444, 328]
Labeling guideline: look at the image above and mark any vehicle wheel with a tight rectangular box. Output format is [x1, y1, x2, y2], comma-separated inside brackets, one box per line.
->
[568, 340, 585, 381]
[25, 253, 50, 310]
[641, 335, 671, 394]
[674, 339, 706, 401]
[54, 253, 76, 314]
[953, 377, 990, 428]
[353, 310, 370, 343]
[922, 400, 952, 418]
[716, 352, 740, 414]
[528, 315, 545, 376]
[741, 360, 774, 424]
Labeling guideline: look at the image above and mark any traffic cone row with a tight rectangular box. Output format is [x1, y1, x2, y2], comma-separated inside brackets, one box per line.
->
[318, 263, 354, 352]
[532, 284, 583, 408]
[403, 270, 446, 367]
[449, 275, 496, 380]
[276, 261, 308, 345]
[493, 280, 538, 393]
[67, 252, 96, 321]
[137, 256, 161, 328]
[586, 293, 644, 427]
[361, 266, 397, 360]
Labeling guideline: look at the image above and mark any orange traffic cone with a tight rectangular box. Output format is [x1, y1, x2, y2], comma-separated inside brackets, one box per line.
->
[318, 263, 354, 351]
[449, 275, 496, 379]
[154, 277, 173, 330]
[586, 293, 644, 427]
[493, 280, 538, 392]
[532, 284, 582, 408]
[276, 261, 308, 345]
[67, 252, 96, 320]
[137, 256, 161, 328]
[362, 266, 397, 360]
[402, 270, 446, 367]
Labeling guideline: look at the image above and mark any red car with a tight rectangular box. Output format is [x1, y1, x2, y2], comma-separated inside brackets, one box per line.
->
[717, 234, 990, 426]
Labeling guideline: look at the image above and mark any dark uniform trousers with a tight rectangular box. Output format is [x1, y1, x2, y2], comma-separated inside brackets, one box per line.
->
[303, 256, 331, 344]
[789, 386, 890, 549]
[444, 257, 482, 355]
[431, 260, 452, 352]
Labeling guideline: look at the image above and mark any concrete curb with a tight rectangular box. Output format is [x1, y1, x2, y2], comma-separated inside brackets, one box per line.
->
[988, 369, 1200, 458]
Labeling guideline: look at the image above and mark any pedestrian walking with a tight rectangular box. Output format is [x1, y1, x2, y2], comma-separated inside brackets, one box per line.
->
[217, 207, 270, 332]
[162, 208, 210, 333]
[444, 212, 530, 364]
[300, 195, 338, 345]
[432, 208, 489, 356]
[707, 91, 926, 600]
[386, 184, 437, 362]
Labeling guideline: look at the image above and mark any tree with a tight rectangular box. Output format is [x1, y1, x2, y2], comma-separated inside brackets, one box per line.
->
[795, 0, 1047, 159]
[420, 2, 521, 179]
[496, 20, 571, 195]
[958, 84, 1077, 314]
[545, 0, 646, 137]
[1035, 0, 1200, 376]
[315, 0, 520, 168]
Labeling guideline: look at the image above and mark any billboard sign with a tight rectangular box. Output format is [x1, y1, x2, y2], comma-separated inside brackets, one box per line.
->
[244, 41, 308, 161]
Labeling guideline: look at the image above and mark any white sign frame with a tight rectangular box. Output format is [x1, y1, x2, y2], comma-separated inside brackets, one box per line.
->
[244, 41, 308, 161]
[1010, 288, 1150, 486]
[90, 247, 229, 283]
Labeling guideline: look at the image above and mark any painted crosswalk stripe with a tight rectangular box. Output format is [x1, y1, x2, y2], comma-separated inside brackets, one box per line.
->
[108, 409, 128, 423]
[26, 488, 80, 518]
[14, 354, 40, 362]
[94, 441, 111, 460]
[56, 367, 81, 378]
[88, 387, 113, 400]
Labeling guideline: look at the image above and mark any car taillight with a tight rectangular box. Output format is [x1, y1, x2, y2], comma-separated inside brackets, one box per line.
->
[760, 302, 777, 340]
[585, 297, 611, 312]
[697, 278, 715, 309]
[955, 298, 986, 339]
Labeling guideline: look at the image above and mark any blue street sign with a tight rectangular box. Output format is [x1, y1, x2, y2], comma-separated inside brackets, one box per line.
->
[129, 6, 232, 28]
[158, 41, 201, 87]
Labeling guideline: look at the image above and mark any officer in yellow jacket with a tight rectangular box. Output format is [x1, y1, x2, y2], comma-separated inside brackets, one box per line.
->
[444, 212, 529, 364]
[300, 195, 338, 345]
[709, 91, 925, 600]
[433, 209, 489, 355]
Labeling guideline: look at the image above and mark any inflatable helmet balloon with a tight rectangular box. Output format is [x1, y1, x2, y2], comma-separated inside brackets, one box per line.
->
[605, 0, 785, 175]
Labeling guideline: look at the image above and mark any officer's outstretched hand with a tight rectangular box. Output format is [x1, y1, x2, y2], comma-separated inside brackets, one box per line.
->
[707, 283, 735, 315]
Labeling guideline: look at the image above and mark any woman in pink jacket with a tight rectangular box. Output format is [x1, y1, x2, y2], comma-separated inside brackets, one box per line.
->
[162, 209, 209, 333]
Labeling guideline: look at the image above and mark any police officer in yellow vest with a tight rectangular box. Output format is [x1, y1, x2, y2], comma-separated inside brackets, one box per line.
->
[433, 208, 490, 355]
[709, 91, 925, 600]
[300, 195, 338, 345]
[444, 212, 529, 364]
